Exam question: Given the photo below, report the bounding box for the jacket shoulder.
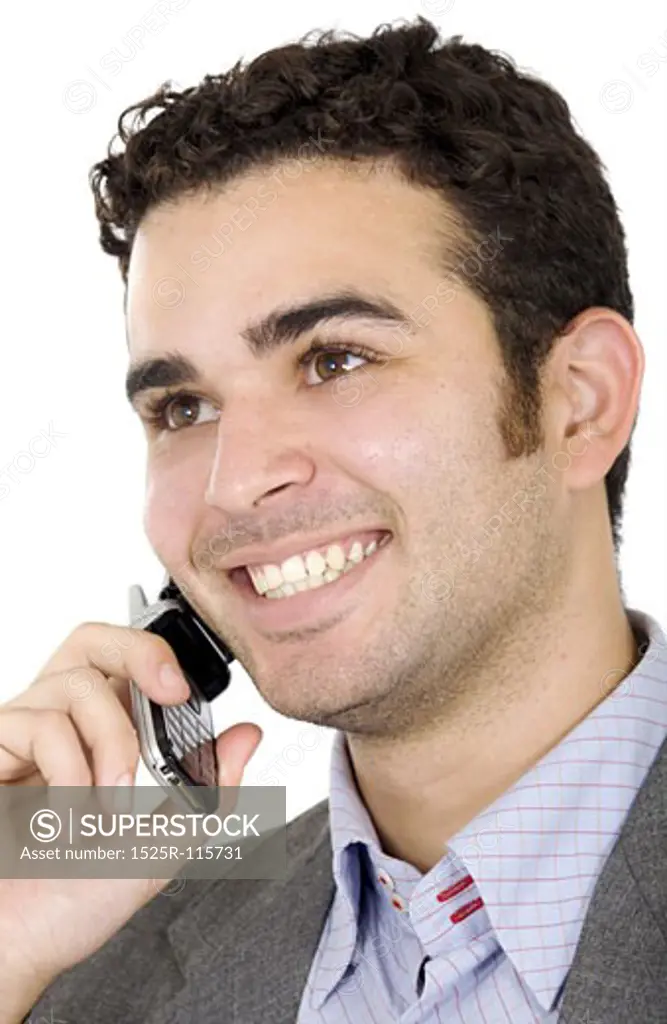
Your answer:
[25,796,331,1023]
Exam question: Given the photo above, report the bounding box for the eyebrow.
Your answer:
[125,289,411,408]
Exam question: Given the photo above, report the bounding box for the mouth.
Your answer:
[227,530,393,633]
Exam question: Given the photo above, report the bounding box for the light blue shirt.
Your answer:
[297,608,667,1022]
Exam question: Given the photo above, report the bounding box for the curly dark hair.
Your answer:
[89,15,636,554]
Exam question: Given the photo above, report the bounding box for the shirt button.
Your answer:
[390,893,407,912]
[377,869,395,891]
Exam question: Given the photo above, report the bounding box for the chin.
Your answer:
[263,683,384,732]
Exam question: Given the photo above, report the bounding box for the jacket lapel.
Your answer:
[558,732,667,1022]
[158,805,335,1024]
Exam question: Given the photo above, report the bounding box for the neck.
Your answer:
[344,570,640,875]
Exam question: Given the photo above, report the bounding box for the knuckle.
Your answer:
[33,665,103,697]
[60,665,106,702]
[70,620,105,641]
[40,707,71,732]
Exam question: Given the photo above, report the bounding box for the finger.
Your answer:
[65,683,140,788]
[35,622,191,706]
[16,669,140,787]
[144,723,263,880]
[215,722,263,787]
[0,707,92,785]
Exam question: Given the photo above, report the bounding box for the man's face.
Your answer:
[125,161,567,735]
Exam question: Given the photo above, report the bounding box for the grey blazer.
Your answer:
[27,732,667,1024]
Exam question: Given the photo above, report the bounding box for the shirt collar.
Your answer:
[304,727,383,1011]
[312,607,667,1013]
[446,607,667,1011]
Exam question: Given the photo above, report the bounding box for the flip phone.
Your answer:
[128,576,235,813]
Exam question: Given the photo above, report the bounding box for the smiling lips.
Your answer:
[242,530,392,600]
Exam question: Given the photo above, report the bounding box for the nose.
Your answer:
[203,398,316,514]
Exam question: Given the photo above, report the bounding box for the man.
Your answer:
[6,13,667,1024]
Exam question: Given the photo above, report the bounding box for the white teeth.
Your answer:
[245,533,391,597]
[263,564,283,589]
[325,544,346,571]
[261,562,347,599]
[305,551,327,577]
[280,554,308,583]
[348,541,364,564]
[247,566,270,594]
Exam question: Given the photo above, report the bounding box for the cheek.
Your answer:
[335,379,436,473]
[341,397,448,484]
[340,382,503,531]
[142,460,202,561]
[353,428,430,476]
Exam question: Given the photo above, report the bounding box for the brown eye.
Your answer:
[306,349,368,384]
[166,395,203,429]
[146,393,219,432]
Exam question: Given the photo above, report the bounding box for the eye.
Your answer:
[142,392,219,433]
[299,341,379,385]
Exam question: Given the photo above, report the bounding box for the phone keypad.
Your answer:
[164,697,216,785]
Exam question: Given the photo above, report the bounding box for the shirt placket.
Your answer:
[373,853,493,1020]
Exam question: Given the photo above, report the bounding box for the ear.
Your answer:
[544,306,644,493]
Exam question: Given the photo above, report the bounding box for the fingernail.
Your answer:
[116,771,134,786]
[159,664,187,692]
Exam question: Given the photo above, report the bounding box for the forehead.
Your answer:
[125,160,455,351]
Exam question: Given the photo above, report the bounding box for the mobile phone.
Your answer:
[128,575,235,814]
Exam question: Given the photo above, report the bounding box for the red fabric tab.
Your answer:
[450,896,484,924]
[436,874,474,903]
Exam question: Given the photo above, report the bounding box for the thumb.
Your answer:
[215,721,263,787]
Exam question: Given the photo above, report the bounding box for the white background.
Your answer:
[1,0,665,823]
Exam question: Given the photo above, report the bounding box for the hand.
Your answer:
[0,618,262,1017]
